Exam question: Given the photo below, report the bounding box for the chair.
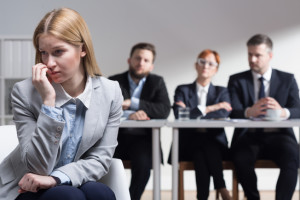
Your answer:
[238,160,278,199]
[254,160,278,168]
[99,159,131,200]
[122,160,131,169]
[178,160,280,200]
[178,161,239,200]
[0,125,130,200]
[0,125,18,162]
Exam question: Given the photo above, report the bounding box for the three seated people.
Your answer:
[116,34,300,200]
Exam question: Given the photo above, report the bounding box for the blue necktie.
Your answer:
[258,77,265,99]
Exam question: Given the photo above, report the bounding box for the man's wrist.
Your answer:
[51,176,61,186]
[245,107,251,118]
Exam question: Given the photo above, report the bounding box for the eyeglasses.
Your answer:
[197,58,218,68]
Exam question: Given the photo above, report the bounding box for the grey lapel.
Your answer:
[75,78,102,160]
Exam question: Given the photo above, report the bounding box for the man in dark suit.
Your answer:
[228,34,300,200]
[109,42,171,200]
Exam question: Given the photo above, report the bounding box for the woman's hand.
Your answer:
[32,63,56,107]
[175,101,186,108]
[206,102,232,113]
[18,173,57,193]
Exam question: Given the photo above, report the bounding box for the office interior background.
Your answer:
[1,0,300,191]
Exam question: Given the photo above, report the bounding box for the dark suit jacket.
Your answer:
[109,71,171,163]
[172,82,231,161]
[109,71,171,120]
[228,69,300,148]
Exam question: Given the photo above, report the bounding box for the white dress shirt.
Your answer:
[196,82,210,116]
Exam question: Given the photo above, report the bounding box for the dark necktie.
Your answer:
[258,77,265,99]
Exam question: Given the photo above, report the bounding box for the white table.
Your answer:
[167,119,300,200]
[120,119,166,200]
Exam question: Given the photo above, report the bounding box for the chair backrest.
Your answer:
[99,159,131,200]
[0,125,18,163]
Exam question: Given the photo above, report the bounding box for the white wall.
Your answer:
[1,0,300,191]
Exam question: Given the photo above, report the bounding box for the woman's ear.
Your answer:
[80,44,87,57]
[195,63,199,71]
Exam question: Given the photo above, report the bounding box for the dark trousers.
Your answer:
[231,131,299,200]
[114,128,152,200]
[178,131,228,200]
[194,139,227,200]
[16,182,116,200]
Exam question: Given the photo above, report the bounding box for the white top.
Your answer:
[196,82,210,116]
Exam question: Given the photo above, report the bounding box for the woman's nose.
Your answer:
[46,55,56,68]
[203,62,210,68]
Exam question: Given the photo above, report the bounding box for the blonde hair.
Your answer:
[33,8,101,76]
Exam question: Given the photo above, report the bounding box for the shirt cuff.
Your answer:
[197,105,206,116]
[123,110,135,119]
[130,97,139,110]
[244,107,250,118]
[283,108,290,119]
[51,170,71,185]
[41,104,64,122]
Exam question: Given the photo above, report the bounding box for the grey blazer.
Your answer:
[0,76,123,200]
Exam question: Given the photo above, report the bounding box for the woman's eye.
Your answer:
[40,51,47,55]
[54,50,63,55]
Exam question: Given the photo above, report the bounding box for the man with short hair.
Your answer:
[228,34,300,200]
[109,42,170,200]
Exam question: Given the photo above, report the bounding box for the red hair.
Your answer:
[197,49,220,66]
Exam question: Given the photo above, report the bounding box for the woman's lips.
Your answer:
[50,71,60,75]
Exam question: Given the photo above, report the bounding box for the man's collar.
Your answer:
[251,67,272,82]
[127,72,146,86]
[196,82,210,93]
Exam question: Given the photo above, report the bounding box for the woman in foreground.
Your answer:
[0,8,122,200]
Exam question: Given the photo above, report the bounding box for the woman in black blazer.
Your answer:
[172,49,232,200]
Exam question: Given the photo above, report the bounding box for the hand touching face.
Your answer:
[38,34,86,85]
[33,34,87,105]
[32,63,56,106]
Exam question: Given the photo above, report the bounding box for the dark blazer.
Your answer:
[109,71,171,120]
[172,82,231,161]
[228,69,300,148]
[109,71,171,163]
